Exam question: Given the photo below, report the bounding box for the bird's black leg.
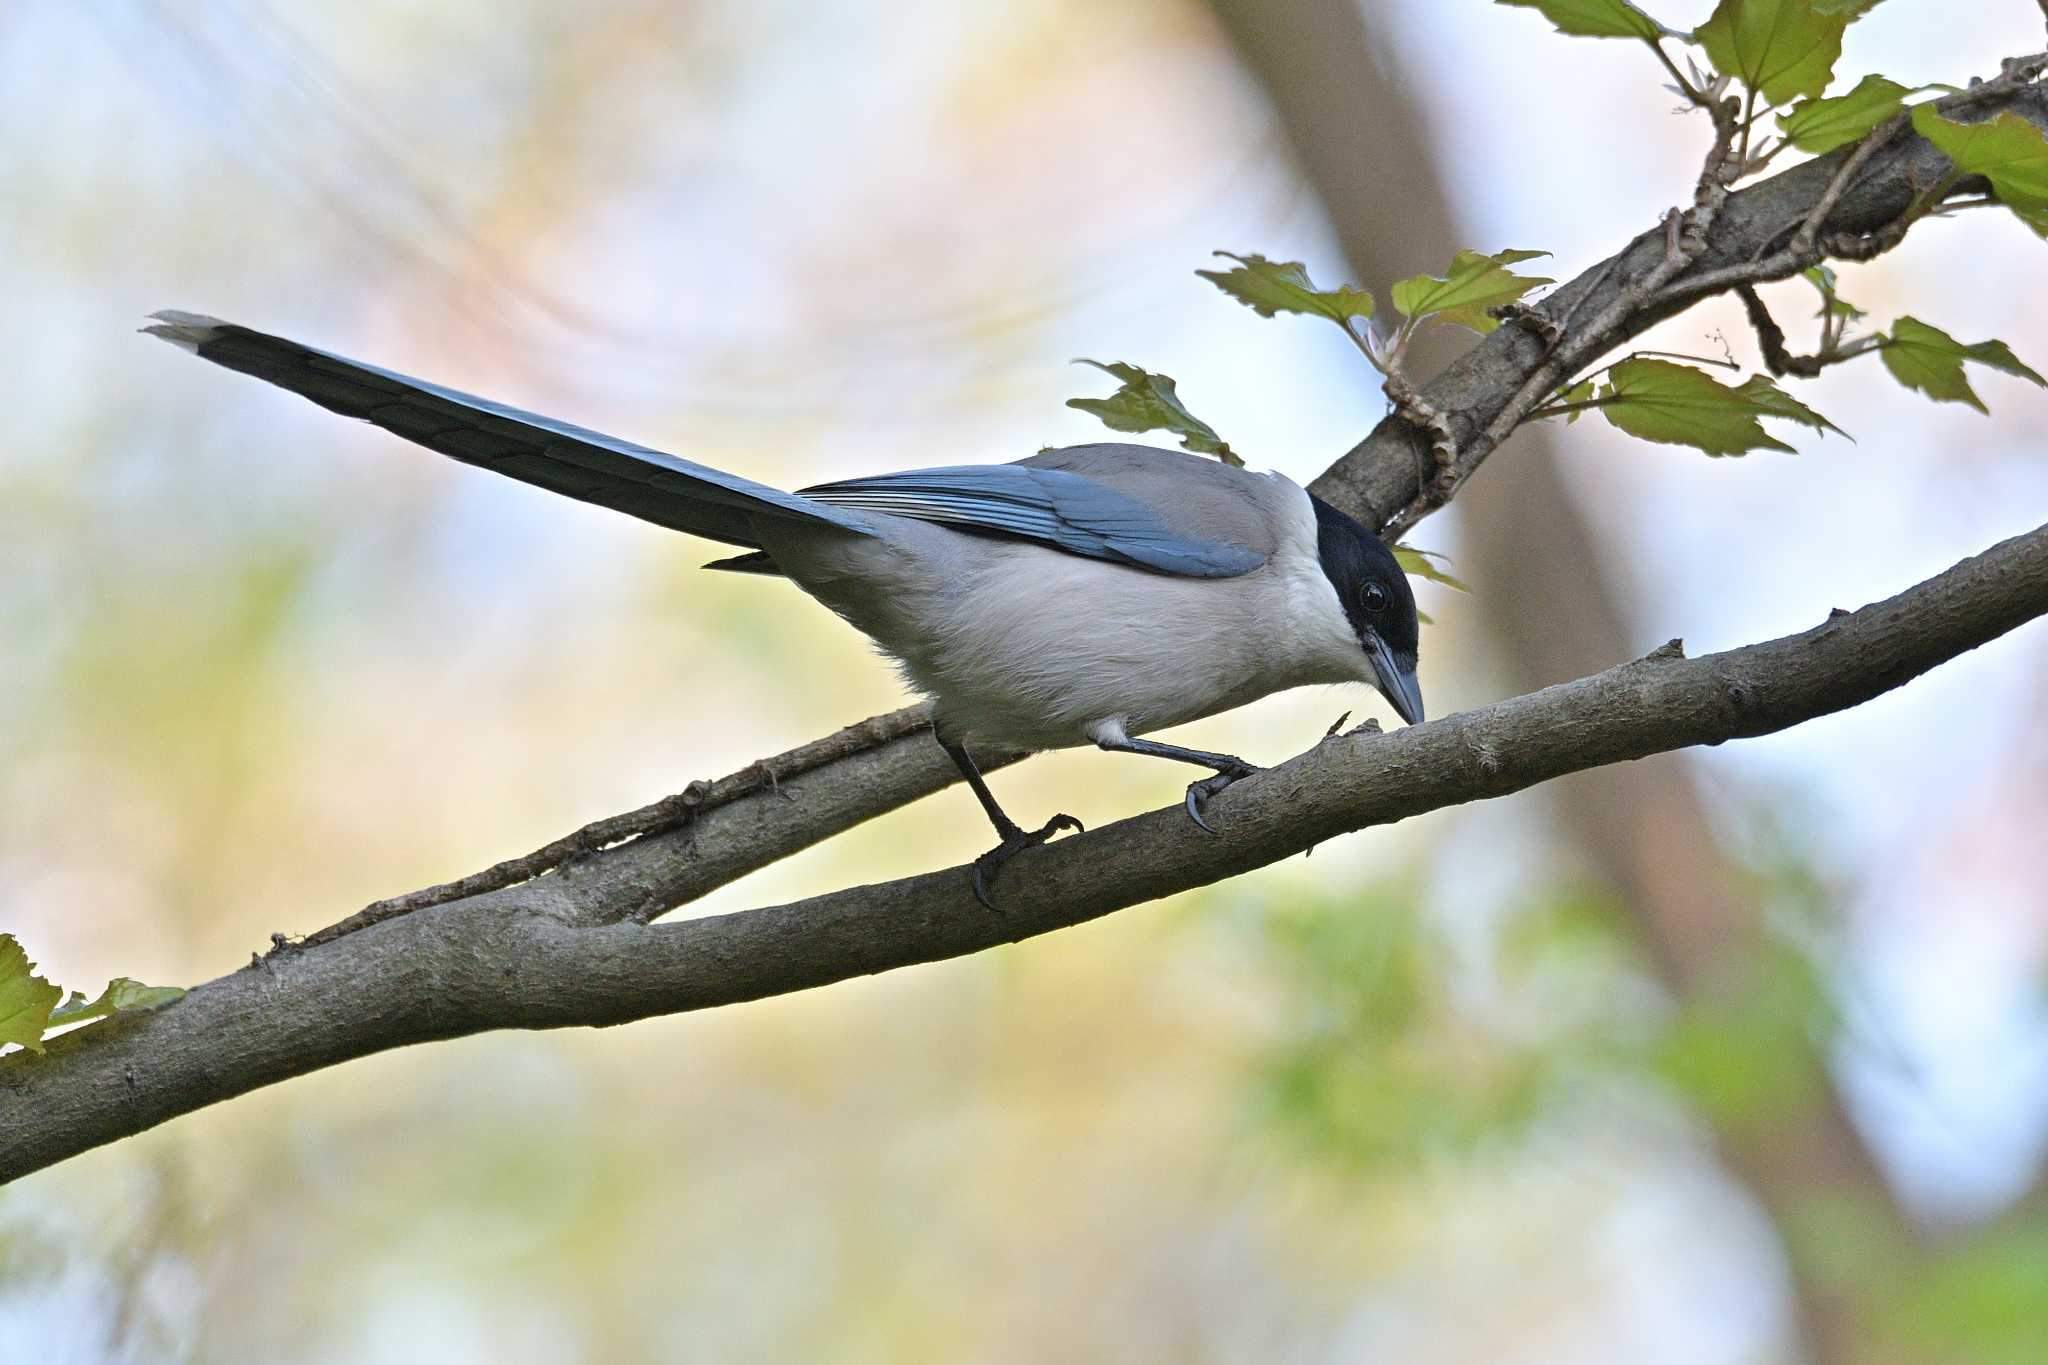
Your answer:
[938,737,1083,910]
[1093,736,1261,835]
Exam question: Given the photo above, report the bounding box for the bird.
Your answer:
[144,311,1424,906]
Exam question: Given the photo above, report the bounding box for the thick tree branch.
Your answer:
[301,67,2048,958]
[6,521,2048,1183]
[8,55,2048,1186]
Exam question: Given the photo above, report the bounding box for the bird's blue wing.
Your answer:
[144,311,875,549]
[799,464,1266,578]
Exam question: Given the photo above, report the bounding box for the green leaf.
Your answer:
[1735,375,1848,438]
[1393,545,1471,593]
[1777,74,1909,153]
[1493,0,1661,39]
[47,977,186,1028]
[1810,0,1888,15]
[1802,265,1864,320]
[1390,249,1553,334]
[1880,316,2047,414]
[1695,0,1850,106]
[1597,358,1797,456]
[0,934,62,1054]
[1196,253,1375,326]
[1066,360,1241,465]
[1911,105,2048,234]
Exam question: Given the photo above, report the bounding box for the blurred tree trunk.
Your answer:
[1202,2,1920,1360]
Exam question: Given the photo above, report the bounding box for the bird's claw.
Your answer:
[970,813,1085,910]
[1184,763,1260,835]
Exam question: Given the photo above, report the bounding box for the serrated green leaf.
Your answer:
[1911,106,2048,235]
[1493,0,1661,39]
[1597,358,1797,456]
[1880,317,2047,414]
[47,977,186,1028]
[1802,265,1865,320]
[1695,0,1850,106]
[1390,249,1553,334]
[0,934,62,1054]
[1778,74,1909,153]
[1735,375,1848,438]
[1393,545,1471,593]
[1065,360,1241,465]
[1196,253,1375,326]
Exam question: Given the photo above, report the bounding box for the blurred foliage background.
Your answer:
[3,1,2046,1361]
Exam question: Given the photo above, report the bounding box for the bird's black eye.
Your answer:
[1362,582,1389,613]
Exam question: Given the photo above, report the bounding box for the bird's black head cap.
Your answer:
[1310,494,1424,723]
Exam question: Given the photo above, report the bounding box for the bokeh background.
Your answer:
[4,1,2047,1360]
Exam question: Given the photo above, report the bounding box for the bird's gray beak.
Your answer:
[1366,633,1425,726]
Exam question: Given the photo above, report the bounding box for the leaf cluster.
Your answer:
[1061,1,2047,604]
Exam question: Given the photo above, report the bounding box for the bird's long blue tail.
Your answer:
[143,311,872,550]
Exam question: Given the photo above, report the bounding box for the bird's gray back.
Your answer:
[1015,443,1287,561]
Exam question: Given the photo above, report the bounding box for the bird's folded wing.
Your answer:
[797,465,1267,579]
[143,311,874,549]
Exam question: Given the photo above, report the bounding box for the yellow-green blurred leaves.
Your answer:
[1390,249,1553,335]
[1884,1218,2048,1365]
[1250,890,1547,1166]
[1654,945,1833,1129]
[1880,317,2046,414]
[1065,359,1240,464]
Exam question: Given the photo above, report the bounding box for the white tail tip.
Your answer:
[141,309,226,352]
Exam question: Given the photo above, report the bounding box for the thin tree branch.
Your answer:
[297,706,953,948]
[1736,282,1887,379]
[1315,75,2048,537]
[6,520,2047,1184]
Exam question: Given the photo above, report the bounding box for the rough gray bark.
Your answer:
[5,61,2047,1186]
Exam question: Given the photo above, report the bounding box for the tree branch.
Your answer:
[6,520,2048,1183]
[318,67,2048,958]
[8,57,2048,1186]
[1314,76,2048,535]
[296,705,959,947]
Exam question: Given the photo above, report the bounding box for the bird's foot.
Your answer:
[971,813,1085,910]
[1185,762,1261,835]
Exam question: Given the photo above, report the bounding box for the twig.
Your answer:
[1736,284,1884,379]
[297,706,935,949]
